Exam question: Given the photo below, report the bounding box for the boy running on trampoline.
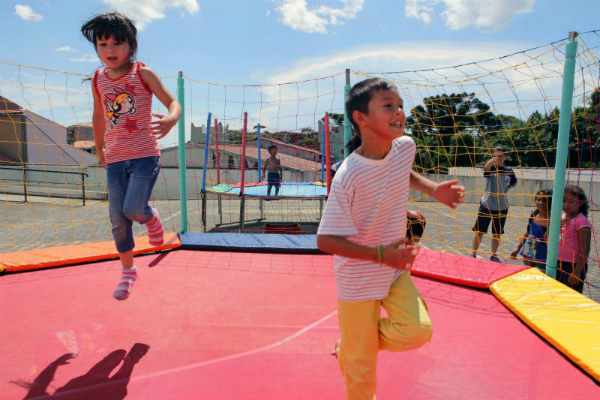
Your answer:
[262,144,283,196]
[82,12,181,300]
[317,78,465,400]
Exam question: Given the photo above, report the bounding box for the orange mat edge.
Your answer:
[0,232,181,273]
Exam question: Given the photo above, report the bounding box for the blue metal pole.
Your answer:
[320,122,326,182]
[201,113,212,192]
[546,32,579,279]
[257,124,262,182]
[177,72,188,233]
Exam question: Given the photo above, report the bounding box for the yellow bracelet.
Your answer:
[378,244,384,267]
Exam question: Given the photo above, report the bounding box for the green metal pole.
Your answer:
[343,69,351,159]
[177,71,188,234]
[546,32,578,279]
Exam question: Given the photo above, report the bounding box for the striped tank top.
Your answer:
[93,62,159,164]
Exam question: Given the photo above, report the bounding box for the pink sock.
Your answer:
[113,267,137,301]
[146,208,164,246]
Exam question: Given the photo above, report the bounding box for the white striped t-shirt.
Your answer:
[317,135,416,302]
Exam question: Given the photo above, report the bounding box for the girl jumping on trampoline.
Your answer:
[510,189,553,272]
[82,12,181,300]
[262,144,282,196]
[557,185,592,293]
[317,78,465,400]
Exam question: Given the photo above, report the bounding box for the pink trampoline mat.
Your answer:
[1,250,598,399]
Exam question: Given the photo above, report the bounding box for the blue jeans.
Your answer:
[107,156,160,253]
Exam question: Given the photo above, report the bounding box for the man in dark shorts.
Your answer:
[471,147,517,262]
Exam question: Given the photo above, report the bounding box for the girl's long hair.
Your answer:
[564,184,589,217]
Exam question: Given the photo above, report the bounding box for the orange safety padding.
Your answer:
[0,232,180,273]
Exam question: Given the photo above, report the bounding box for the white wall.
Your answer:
[1,164,598,207]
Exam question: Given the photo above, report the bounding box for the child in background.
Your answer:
[557,185,592,293]
[406,210,426,245]
[262,144,282,196]
[317,78,465,400]
[82,12,181,300]
[510,189,552,272]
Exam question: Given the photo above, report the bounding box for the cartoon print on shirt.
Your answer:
[105,87,136,128]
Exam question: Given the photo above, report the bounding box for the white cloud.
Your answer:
[69,54,100,62]
[260,41,514,85]
[245,39,571,131]
[55,46,77,53]
[14,4,43,21]
[405,0,536,32]
[274,0,364,34]
[102,0,200,30]
[405,0,435,25]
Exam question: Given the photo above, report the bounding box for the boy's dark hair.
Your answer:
[345,78,397,153]
[494,146,507,154]
[81,12,138,60]
[268,144,277,151]
[564,185,589,217]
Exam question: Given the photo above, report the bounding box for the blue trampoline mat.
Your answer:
[207,182,328,198]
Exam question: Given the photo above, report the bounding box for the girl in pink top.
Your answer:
[82,12,181,300]
[557,185,593,293]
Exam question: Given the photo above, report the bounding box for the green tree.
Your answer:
[298,127,319,150]
[319,113,344,127]
[407,93,497,171]
[570,87,599,168]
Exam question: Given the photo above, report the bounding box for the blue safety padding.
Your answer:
[179,232,325,254]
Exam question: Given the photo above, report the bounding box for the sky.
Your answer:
[0,0,598,142]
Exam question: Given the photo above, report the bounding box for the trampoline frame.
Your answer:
[197,111,332,233]
[200,187,327,233]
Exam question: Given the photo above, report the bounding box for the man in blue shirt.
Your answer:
[471,147,517,262]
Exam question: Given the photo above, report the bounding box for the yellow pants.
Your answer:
[337,271,432,400]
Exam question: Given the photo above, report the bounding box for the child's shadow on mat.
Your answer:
[148,252,169,268]
[14,343,150,400]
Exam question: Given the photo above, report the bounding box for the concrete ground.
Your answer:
[0,193,598,302]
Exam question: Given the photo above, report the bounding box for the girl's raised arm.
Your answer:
[141,66,182,139]
[92,85,107,169]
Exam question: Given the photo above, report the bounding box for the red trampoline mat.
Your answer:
[1,250,598,400]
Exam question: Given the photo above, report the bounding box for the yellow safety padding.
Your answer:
[0,232,180,273]
[491,268,600,381]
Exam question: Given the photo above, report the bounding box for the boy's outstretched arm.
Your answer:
[317,235,418,270]
[409,171,465,209]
